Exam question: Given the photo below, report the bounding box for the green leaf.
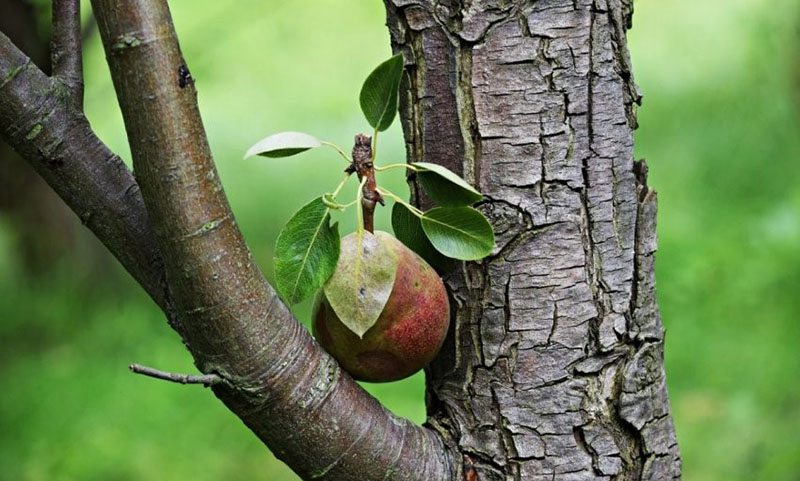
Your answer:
[323,231,398,338]
[274,197,340,305]
[244,131,322,159]
[391,202,457,273]
[421,207,494,260]
[413,162,483,207]
[359,54,404,132]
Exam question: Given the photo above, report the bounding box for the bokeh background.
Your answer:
[1,0,798,479]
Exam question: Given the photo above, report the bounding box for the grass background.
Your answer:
[1,0,799,479]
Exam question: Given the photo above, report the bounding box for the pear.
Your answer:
[313,231,450,382]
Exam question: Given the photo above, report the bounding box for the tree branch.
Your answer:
[83,1,454,479]
[129,363,222,387]
[51,0,84,106]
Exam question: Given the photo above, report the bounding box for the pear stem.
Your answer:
[350,133,383,233]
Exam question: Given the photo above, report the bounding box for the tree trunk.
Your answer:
[385,1,681,479]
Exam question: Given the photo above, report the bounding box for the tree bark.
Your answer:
[384,0,681,479]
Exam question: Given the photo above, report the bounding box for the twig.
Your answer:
[50,0,83,105]
[129,363,222,387]
[351,133,383,233]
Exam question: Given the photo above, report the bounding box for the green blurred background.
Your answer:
[0,0,798,479]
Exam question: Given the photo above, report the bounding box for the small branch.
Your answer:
[129,364,222,387]
[352,133,383,233]
[50,0,83,106]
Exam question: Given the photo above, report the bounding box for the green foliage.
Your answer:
[420,207,495,260]
[323,231,398,338]
[244,131,323,159]
[274,197,340,306]
[391,202,457,273]
[359,54,404,132]
[413,162,483,207]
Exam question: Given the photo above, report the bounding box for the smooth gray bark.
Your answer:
[385,0,681,479]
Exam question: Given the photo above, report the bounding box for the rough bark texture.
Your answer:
[384,1,681,479]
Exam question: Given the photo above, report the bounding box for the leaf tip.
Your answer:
[243,146,257,160]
